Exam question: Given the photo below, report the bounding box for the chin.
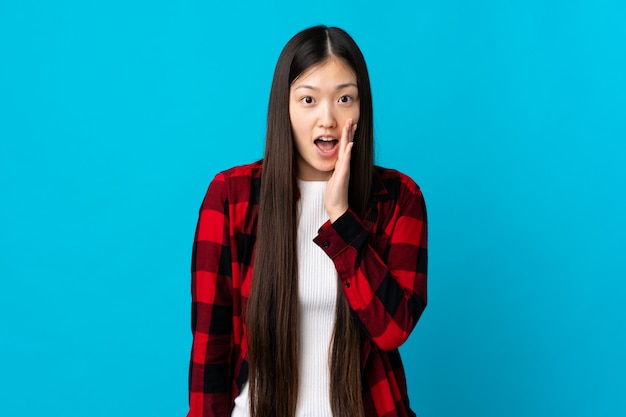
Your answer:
[317,166,336,176]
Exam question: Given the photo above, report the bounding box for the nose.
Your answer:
[318,102,337,128]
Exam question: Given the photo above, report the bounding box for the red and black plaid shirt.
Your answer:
[188,161,427,417]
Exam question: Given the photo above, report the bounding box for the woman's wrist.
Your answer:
[328,206,348,223]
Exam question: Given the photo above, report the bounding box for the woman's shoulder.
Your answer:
[216,160,263,181]
[204,161,262,205]
[373,165,423,197]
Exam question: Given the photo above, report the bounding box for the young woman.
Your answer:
[188,26,428,417]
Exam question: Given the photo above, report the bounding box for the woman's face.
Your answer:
[289,56,360,181]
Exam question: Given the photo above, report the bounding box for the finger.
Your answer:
[336,142,354,181]
[341,118,352,151]
[345,118,355,153]
[344,141,354,164]
[334,119,351,170]
[337,125,353,170]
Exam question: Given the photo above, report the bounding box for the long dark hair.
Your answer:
[247,25,374,417]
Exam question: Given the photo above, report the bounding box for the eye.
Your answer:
[338,95,353,104]
[300,96,315,105]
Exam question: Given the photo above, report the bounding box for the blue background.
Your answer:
[1,0,625,416]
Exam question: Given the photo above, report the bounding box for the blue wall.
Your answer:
[1,1,624,416]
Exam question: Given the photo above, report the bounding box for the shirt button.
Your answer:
[323,241,330,248]
[345,281,351,288]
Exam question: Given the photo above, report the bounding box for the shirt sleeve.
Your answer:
[313,177,427,351]
[188,173,234,417]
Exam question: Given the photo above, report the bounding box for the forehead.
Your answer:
[292,57,357,87]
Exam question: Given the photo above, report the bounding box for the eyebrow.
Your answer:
[293,82,358,91]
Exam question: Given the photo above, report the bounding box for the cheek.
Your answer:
[290,111,315,134]
[343,110,360,126]
[290,117,305,138]
[290,115,309,148]
[348,104,360,123]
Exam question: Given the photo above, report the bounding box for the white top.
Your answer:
[231,180,337,417]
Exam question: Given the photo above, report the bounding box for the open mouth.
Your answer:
[314,137,339,152]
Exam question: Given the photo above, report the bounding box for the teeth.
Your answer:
[317,137,336,142]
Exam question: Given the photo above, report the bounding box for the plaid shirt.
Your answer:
[188,161,427,417]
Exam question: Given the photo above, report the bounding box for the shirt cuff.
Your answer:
[313,209,368,258]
